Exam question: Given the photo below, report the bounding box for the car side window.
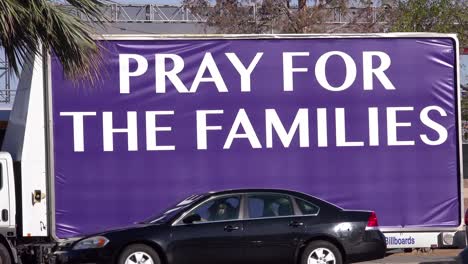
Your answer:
[247,194,294,219]
[295,198,320,215]
[189,195,241,223]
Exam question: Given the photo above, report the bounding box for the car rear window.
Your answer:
[295,198,320,215]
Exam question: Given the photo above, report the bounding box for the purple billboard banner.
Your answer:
[51,37,459,239]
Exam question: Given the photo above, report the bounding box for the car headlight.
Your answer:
[73,236,109,250]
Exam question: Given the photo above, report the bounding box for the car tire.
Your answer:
[301,240,343,264]
[0,243,12,264]
[118,244,161,264]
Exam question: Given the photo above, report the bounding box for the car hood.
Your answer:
[74,222,164,242]
[103,222,163,235]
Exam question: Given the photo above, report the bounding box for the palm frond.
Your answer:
[0,0,106,82]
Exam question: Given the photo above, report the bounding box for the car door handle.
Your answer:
[289,221,304,227]
[224,225,240,232]
[1,209,8,222]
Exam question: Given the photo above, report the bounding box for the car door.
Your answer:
[241,193,304,264]
[0,161,11,229]
[169,194,245,264]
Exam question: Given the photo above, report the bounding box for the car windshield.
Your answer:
[141,193,207,224]
[142,206,186,224]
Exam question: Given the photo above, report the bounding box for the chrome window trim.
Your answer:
[244,192,320,219]
[174,211,319,227]
[172,192,321,226]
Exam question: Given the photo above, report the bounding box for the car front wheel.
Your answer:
[118,244,161,264]
[301,240,343,264]
[0,243,12,264]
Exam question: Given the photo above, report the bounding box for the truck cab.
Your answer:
[0,152,15,236]
[0,152,16,262]
[0,51,49,264]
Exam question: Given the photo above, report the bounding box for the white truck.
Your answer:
[0,33,465,264]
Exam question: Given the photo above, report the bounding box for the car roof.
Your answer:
[207,188,307,196]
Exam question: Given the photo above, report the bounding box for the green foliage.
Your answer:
[0,0,105,81]
[383,0,468,120]
[389,0,467,46]
[184,0,376,34]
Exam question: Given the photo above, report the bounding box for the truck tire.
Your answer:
[301,240,343,264]
[0,243,12,264]
[118,244,160,264]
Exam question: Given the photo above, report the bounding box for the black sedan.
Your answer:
[55,189,386,264]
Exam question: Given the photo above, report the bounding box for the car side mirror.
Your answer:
[183,214,201,224]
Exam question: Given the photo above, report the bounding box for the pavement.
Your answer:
[357,249,462,264]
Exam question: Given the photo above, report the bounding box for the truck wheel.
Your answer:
[301,240,343,264]
[0,243,12,264]
[118,244,160,264]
